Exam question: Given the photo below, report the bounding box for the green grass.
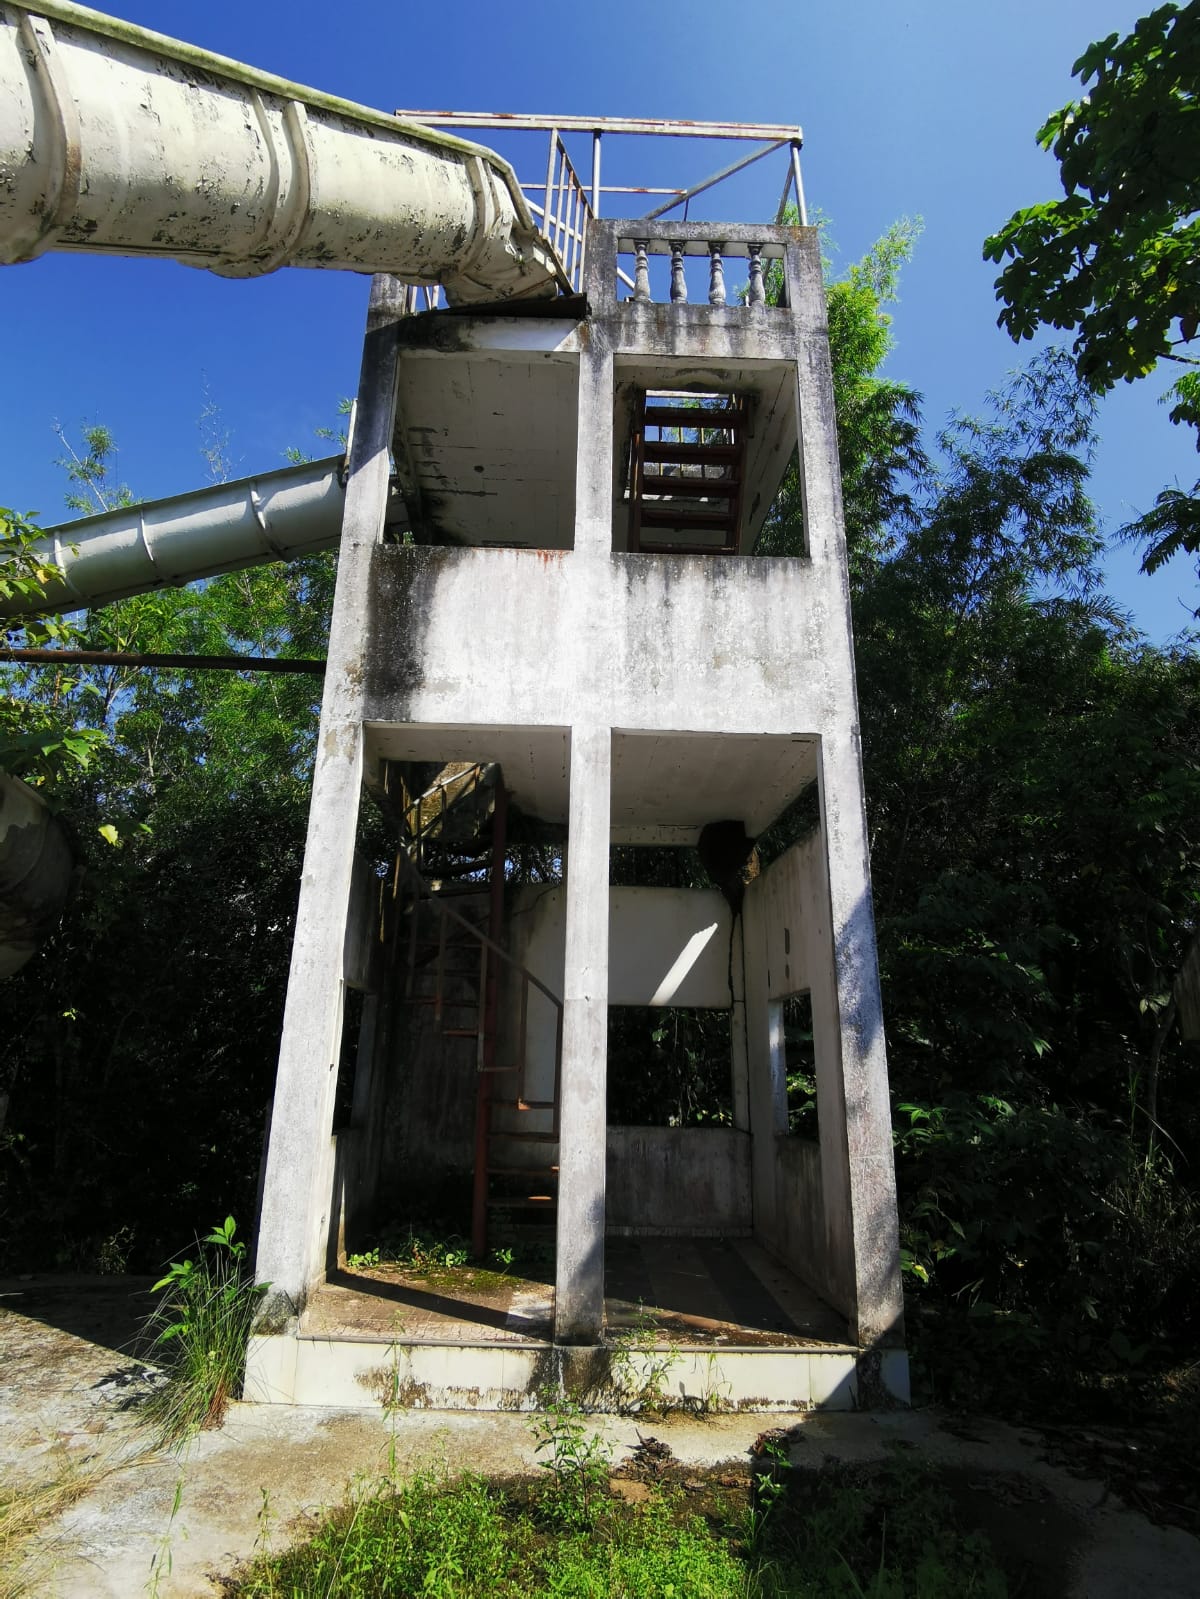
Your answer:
[139,1216,267,1446]
[229,1451,1009,1599]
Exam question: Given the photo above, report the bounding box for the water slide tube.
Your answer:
[1,456,352,619]
[0,0,562,969]
[0,0,559,301]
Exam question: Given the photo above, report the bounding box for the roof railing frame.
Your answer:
[394,111,808,228]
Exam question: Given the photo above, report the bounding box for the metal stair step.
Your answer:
[639,504,736,529]
[639,473,739,497]
[643,405,746,429]
[642,440,740,464]
[637,541,737,555]
[487,1166,559,1179]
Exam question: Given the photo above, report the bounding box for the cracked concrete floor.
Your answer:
[3,1274,1199,1598]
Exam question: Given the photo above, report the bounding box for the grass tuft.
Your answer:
[140,1216,267,1446]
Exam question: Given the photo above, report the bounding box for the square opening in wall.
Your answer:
[392,347,579,550]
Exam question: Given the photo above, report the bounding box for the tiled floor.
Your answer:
[302,1236,850,1348]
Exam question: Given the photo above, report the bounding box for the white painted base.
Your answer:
[244,1334,909,1413]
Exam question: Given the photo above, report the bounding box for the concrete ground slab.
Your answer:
[4,1276,1200,1598]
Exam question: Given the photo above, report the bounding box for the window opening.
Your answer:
[782,991,816,1137]
[608,1005,733,1127]
[332,985,366,1132]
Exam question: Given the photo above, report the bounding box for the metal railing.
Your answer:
[393,113,808,309]
[527,130,590,293]
[403,760,490,863]
[391,849,563,1132]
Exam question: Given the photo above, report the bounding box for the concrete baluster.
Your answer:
[669,241,687,303]
[748,244,766,307]
[633,240,651,304]
[708,241,726,306]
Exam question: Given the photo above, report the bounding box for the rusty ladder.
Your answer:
[392,769,563,1258]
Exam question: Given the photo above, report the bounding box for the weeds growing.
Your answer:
[529,1400,612,1527]
[346,1225,535,1280]
[140,1216,267,1446]
[227,1437,1011,1598]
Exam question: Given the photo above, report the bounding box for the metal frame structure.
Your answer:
[396,112,808,227]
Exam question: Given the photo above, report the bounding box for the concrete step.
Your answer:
[246,1333,896,1412]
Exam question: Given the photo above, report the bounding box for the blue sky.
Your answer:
[4,0,1196,639]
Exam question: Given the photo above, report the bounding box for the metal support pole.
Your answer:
[471,776,508,1260]
[591,129,602,216]
[543,129,558,247]
[791,140,808,226]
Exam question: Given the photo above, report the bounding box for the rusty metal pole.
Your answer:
[471,775,508,1260]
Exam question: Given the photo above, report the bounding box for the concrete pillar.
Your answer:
[784,229,904,1346]
[814,738,904,1346]
[254,276,403,1315]
[554,723,611,1343]
[573,337,614,556]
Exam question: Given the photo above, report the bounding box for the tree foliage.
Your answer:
[0,444,338,1267]
[984,3,1199,390]
[758,241,1200,1394]
[984,1,1200,599]
[756,219,925,569]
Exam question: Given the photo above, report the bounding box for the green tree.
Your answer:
[1,506,107,780]
[54,422,137,515]
[756,219,926,570]
[1,425,340,1271]
[983,2,1200,599]
[849,351,1200,1372]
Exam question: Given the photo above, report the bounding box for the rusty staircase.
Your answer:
[628,391,750,554]
[392,762,562,1259]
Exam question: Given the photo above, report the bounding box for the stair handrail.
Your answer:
[391,848,563,1016]
[402,761,493,853]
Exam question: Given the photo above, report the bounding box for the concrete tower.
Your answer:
[247,140,907,1411]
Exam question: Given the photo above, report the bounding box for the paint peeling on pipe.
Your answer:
[0,0,560,302]
[0,455,359,617]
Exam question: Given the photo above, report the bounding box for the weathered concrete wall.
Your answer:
[365,548,846,741]
[506,884,732,1008]
[606,1127,751,1234]
[772,1136,826,1286]
[743,822,903,1346]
